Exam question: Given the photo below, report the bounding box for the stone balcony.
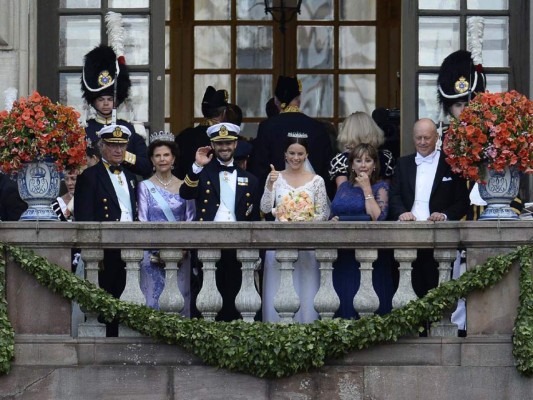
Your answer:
[1,221,533,399]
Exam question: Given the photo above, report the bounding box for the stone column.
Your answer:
[235,249,261,322]
[159,249,184,314]
[196,249,222,321]
[274,249,300,323]
[353,249,379,317]
[78,248,106,337]
[119,249,144,337]
[430,248,458,337]
[314,249,339,320]
[392,249,418,309]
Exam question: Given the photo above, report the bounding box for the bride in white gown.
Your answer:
[260,133,330,323]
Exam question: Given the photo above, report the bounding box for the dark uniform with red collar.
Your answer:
[74,124,137,336]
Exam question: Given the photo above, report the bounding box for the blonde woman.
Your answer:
[329,111,395,189]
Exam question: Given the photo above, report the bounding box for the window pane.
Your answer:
[165,0,170,21]
[59,16,100,67]
[195,26,231,68]
[300,0,333,21]
[130,73,150,122]
[339,74,375,117]
[419,0,459,10]
[60,0,101,7]
[240,122,259,139]
[299,74,333,118]
[486,74,508,92]
[339,26,376,69]
[194,75,231,118]
[195,0,231,20]
[236,74,272,118]
[165,74,170,118]
[419,17,460,67]
[237,0,269,20]
[237,26,272,69]
[340,0,376,21]
[123,16,150,65]
[165,25,170,69]
[418,73,440,123]
[297,26,333,69]
[467,0,508,10]
[59,73,84,114]
[476,17,508,68]
[108,0,149,7]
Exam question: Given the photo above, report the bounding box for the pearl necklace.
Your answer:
[154,173,173,189]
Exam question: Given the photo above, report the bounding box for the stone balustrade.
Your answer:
[2,220,532,338]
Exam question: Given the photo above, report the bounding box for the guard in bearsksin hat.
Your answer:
[174,86,230,180]
[249,75,333,192]
[80,13,151,179]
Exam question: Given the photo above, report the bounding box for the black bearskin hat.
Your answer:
[202,87,229,118]
[201,86,217,117]
[81,45,131,106]
[275,76,301,109]
[437,50,486,112]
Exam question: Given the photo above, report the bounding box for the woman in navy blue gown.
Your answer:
[330,144,393,318]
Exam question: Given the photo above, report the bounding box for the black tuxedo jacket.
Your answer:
[389,152,469,221]
[0,174,27,221]
[180,160,260,222]
[249,111,333,188]
[74,161,137,222]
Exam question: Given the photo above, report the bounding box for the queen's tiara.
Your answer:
[150,131,175,144]
[287,132,308,139]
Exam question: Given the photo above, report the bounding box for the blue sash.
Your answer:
[143,180,176,222]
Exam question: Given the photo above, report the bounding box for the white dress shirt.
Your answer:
[412,150,440,220]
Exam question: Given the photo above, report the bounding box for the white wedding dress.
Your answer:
[260,173,330,323]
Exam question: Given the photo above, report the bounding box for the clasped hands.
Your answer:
[398,211,447,221]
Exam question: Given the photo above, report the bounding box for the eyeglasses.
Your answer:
[104,142,128,150]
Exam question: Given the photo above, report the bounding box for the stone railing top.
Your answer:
[1,221,532,249]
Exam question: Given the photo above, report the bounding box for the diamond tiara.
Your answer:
[149,131,175,143]
[287,132,308,139]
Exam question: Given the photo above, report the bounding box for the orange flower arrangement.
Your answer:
[0,91,86,174]
[274,191,316,222]
[443,90,533,182]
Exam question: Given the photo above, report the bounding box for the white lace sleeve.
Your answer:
[260,183,275,214]
[312,176,330,221]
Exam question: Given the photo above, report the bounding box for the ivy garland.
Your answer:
[0,243,532,378]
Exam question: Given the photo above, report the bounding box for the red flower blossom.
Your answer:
[0,91,86,174]
[443,91,533,182]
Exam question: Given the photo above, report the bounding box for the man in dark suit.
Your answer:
[389,118,469,297]
[249,76,333,190]
[0,173,27,221]
[74,124,137,336]
[175,87,229,180]
[180,122,260,321]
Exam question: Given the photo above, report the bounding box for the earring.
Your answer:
[171,165,175,170]
[351,169,356,173]
[152,166,156,172]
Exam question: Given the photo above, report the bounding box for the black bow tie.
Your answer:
[219,164,236,173]
[109,165,123,174]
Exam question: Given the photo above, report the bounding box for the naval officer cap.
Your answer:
[97,124,132,144]
[207,123,240,142]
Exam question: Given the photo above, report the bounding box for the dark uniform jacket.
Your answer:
[389,152,469,221]
[175,124,210,180]
[74,161,137,222]
[0,174,28,221]
[179,160,260,222]
[85,118,151,179]
[249,111,333,188]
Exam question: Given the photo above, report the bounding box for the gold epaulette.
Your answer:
[184,175,199,187]
[124,151,136,165]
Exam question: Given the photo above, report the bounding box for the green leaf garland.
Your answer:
[0,243,532,378]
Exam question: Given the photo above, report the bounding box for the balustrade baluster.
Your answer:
[314,249,339,320]
[273,249,300,323]
[235,249,262,322]
[353,249,379,317]
[159,249,184,314]
[119,249,145,337]
[431,249,458,337]
[196,249,222,321]
[392,249,418,309]
[77,248,106,337]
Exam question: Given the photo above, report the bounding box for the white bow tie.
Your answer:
[415,151,437,166]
